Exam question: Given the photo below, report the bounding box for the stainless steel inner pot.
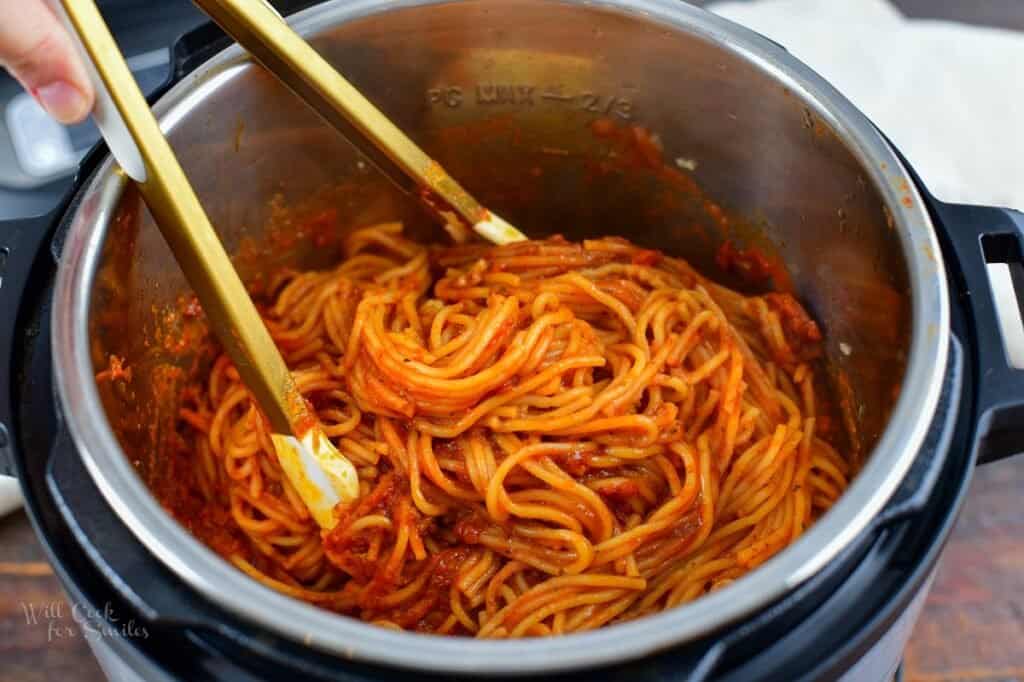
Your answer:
[51,0,949,674]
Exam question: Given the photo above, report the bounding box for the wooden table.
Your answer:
[904,457,1024,681]
[2,1,1023,680]
[0,513,104,680]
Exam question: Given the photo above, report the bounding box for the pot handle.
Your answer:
[932,200,1024,464]
[0,210,62,476]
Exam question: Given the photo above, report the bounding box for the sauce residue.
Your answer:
[95,355,132,383]
[716,240,792,291]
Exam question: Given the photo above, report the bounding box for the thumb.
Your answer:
[0,0,95,124]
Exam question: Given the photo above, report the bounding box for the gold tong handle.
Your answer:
[57,0,299,436]
[57,0,360,527]
[56,0,300,436]
[193,0,526,245]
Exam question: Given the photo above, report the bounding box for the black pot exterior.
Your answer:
[0,159,980,679]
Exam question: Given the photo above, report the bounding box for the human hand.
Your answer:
[0,0,94,124]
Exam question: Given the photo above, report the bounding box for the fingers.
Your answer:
[0,0,94,124]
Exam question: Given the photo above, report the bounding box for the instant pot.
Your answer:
[2,1,1023,680]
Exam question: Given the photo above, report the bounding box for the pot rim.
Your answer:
[52,0,950,674]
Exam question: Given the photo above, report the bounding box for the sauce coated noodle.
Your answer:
[165,223,849,637]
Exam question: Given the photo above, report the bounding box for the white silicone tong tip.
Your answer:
[47,0,147,183]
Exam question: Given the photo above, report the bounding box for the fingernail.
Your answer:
[34,81,90,124]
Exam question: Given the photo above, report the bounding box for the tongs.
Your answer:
[53,0,359,528]
[53,0,528,529]
[195,0,527,246]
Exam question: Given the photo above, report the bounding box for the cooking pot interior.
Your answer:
[88,0,909,509]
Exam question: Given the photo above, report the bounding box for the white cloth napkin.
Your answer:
[0,476,21,517]
[707,0,1024,211]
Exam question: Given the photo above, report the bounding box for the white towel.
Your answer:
[708,0,1024,210]
[0,476,21,517]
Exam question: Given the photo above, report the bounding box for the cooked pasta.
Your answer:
[167,223,849,637]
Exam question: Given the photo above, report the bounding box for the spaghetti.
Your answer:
[168,223,849,637]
